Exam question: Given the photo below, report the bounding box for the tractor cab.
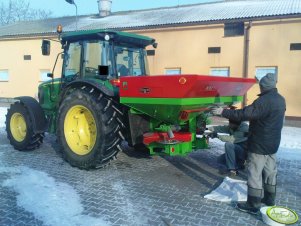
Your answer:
[44,29,155,81]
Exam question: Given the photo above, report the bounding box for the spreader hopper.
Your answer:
[120,75,255,124]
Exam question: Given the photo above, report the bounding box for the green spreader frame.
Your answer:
[123,96,243,156]
[121,96,243,124]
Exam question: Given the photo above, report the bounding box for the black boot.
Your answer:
[261,191,276,206]
[237,195,261,215]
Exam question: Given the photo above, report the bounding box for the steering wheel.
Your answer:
[85,67,98,75]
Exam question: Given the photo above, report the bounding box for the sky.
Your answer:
[6,0,219,17]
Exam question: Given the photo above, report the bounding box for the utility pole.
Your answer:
[65,0,78,30]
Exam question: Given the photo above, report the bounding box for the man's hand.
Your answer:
[208,131,218,139]
[211,106,224,116]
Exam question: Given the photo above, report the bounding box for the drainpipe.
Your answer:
[242,21,252,107]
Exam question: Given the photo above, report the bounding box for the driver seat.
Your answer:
[117,64,129,76]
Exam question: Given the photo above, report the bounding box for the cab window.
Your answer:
[115,46,146,77]
[64,42,81,77]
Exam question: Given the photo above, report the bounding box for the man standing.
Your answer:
[211,73,286,214]
[208,119,249,177]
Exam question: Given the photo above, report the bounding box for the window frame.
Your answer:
[255,66,278,81]
[0,69,9,82]
[290,43,301,51]
[165,68,181,75]
[208,47,221,54]
[210,67,230,77]
[224,22,245,37]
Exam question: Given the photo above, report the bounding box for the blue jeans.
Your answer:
[218,142,247,170]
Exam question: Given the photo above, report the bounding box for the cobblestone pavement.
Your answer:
[0,131,300,226]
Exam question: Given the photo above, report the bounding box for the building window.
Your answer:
[0,70,9,81]
[147,50,155,56]
[255,67,278,81]
[210,67,230,77]
[40,70,51,82]
[208,47,221,54]
[290,43,301,51]
[224,22,244,37]
[24,55,31,60]
[165,68,181,75]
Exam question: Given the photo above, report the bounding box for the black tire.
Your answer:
[57,87,124,169]
[6,102,44,151]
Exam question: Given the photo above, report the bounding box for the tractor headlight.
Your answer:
[104,34,110,41]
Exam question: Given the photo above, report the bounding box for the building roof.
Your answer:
[0,0,300,38]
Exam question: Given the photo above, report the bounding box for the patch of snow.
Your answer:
[280,127,301,149]
[0,107,7,128]
[0,164,109,226]
[277,127,301,160]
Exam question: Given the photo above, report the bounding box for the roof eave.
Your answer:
[1,14,301,40]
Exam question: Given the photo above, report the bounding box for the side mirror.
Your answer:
[42,40,50,56]
[152,42,158,49]
[47,73,53,78]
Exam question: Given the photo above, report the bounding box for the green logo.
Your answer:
[122,81,128,90]
[267,206,298,225]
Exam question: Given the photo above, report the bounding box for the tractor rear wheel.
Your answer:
[6,102,44,151]
[57,87,123,169]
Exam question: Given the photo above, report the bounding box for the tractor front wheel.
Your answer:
[57,88,123,169]
[6,102,44,151]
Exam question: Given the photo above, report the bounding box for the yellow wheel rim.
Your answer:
[10,113,27,142]
[64,105,97,155]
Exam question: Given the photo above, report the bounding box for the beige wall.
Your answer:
[247,20,301,116]
[0,18,300,117]
[141,25,244,77]
[0,38,62,97]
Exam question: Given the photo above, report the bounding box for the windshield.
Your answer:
[114,46,147,77]
[63,40,114,79]
[83,40,114,78]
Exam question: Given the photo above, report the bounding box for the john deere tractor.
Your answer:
[6,29,255,169]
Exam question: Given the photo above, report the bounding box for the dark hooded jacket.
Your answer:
[221,74,286,155]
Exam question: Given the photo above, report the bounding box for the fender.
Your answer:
[63,79,115,97]
[59,80,115,105]
[15,96,47,133]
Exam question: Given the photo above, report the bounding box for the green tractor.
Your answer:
[5,29,255,169]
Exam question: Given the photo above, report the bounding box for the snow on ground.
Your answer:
[277,126,301,160]
[0,106,301,226]
[0,165,109,226]
[0,107,6,128]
